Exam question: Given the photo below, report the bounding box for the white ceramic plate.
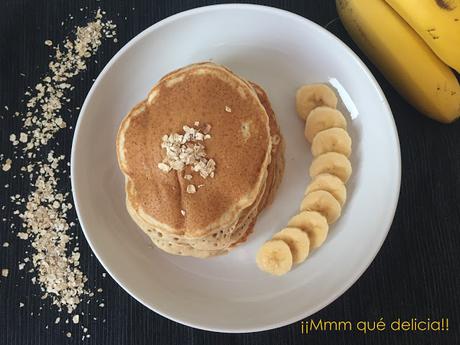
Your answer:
[71,4,401,333]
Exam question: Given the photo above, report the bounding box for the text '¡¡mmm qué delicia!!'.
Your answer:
[300,318,449,334]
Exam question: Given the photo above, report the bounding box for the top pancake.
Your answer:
[117,63,272,237]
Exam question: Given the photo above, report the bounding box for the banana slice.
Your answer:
[273,227,310,264]
[305,106,347,143]
[256,239,293,276]
[296,84,338,121]
[300,190,342,224]
[305,173,347,206]
[287,211,329,249]
[311,128,352,157]
[309,152,352,183]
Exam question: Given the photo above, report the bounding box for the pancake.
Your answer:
[117,62,272,238]
[124,81,284,257]
[117,62,285,258]
[250,82,285,211]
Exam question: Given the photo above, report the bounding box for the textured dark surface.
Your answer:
[0,0,459,344]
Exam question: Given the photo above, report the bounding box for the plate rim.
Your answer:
[70,3,402,333]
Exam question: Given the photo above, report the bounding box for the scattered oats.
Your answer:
[55,117,66,129]
[2,12,117,320]
[197,184,204,189]
[180,209,186,216]
[194,121,200,126]
[20,167,90,310]
[2,158,12,172]
[102,273,106,278]
[18,263,25,270]
[19,133,28,143]
[97,288,103,292]
[66,332,72,338]
[55,317,61,324]
[225,106,232,113]
[2,242,9,247]
[183,174,192,180]
[19,302,24,307]
[83,327,88,333]
[72,314,79,324]
[11,13,117,151]
[1,269,8,277]
[98,303,104,308]
[186,184,196,194]
[4,105,9,110]
[17,232,28,240]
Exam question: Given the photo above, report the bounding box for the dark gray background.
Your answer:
[0,1,459,344]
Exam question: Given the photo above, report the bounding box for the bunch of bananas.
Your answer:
[337,0,460,123]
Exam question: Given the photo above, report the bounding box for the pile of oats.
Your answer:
[20,9,117,154]
[1,158,12,172]
[19,153,84,313]
[158,123,216,194]
[1,9,116,319]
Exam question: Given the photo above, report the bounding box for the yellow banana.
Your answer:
[385,0,460,73]
[336,0,460,123]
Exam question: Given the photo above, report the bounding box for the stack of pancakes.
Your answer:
[116,62,284,258]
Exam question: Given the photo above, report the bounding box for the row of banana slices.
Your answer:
[256,84,353,276]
